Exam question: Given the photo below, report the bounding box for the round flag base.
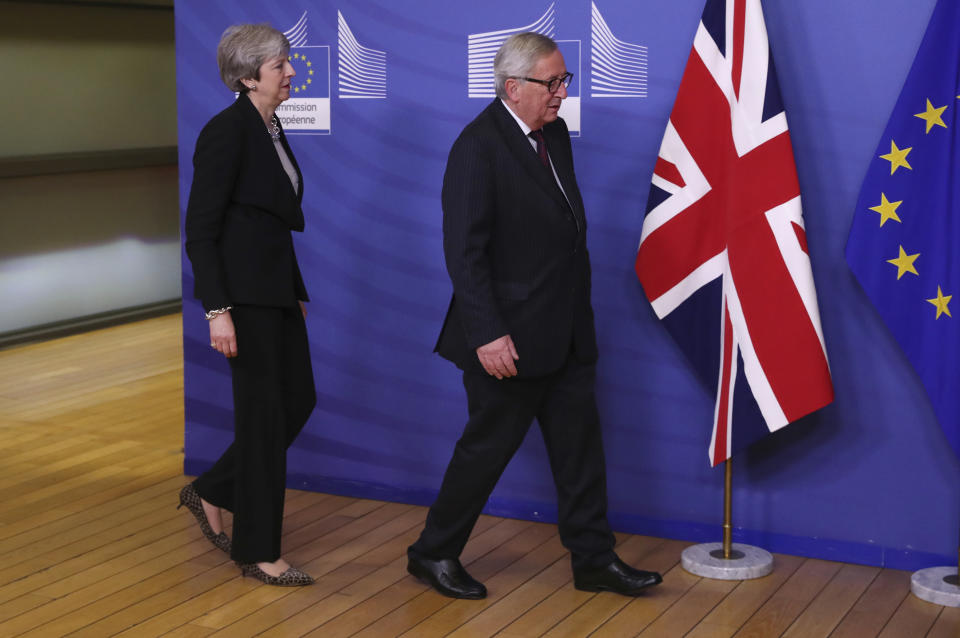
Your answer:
[912,567,960,607]
[681,542,773,580]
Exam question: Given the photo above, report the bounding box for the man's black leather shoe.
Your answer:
[573,557,663,596]
[407,552,487,599]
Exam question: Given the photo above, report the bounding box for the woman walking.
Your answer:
[179,23,316,587]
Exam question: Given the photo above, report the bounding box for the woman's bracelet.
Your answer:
[204,306,233,321]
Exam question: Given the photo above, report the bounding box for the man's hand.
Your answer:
[209,312,238,358]
[476,335,519,379]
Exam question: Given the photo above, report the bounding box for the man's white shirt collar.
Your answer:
[498,100,572,210]
[501,99,534,139]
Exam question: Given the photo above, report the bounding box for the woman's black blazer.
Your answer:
[184,93,308,313]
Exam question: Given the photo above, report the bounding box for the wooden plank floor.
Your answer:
[0,314,954,637]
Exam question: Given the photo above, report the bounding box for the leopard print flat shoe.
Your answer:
[177,483,231,554]
[237,562,314,587]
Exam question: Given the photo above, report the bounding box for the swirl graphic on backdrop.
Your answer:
[284,10,308,47]
[467,3,557,98]
[338,11,387,99]
[590,1,647,98]
[276,11,331,135]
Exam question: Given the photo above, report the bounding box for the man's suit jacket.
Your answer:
[435,99,598,378]
[185,93,308,312]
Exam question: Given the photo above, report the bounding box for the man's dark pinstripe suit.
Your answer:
[410,98,618,571]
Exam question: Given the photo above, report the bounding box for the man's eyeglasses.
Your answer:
[514,72,574,94]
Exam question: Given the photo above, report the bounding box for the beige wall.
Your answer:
[0,1,180,335]
[2,2,176,157]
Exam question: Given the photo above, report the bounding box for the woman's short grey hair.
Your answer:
[217,24,290,92]
[493,32,558,99]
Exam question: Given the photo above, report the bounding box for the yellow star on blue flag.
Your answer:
[846,0,960,458]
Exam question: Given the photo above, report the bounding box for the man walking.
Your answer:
[407,32,663,600]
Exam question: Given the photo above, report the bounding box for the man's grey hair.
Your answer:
[217,24,290,92]
[493,32,558,100]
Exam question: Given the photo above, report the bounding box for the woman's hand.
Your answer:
[209,312,238,358]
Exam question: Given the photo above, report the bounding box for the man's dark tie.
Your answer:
[530,129,549,168]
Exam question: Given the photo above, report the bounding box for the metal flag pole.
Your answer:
[680,458,772,580]
[708,460,743,562]
[722,459,733,559]
[955,542,960,587]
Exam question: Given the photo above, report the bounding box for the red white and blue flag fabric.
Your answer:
[635,0,834,466]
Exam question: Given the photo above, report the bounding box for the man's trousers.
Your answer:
[410,353,617,570]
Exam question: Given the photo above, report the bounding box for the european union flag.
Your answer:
[846,0,960,459]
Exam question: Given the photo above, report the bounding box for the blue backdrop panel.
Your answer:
[176,0,959,570]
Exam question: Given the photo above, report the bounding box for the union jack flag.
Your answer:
[635,0,834,466]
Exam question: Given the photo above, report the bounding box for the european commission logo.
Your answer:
[338,11,387,99]
[465,3,647,136]
[590,2,647,98]
[278,12,331,135]
[467,4,582,136]
[467,4,556,98]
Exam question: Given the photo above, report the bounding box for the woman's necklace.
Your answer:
[268,115,280,141]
